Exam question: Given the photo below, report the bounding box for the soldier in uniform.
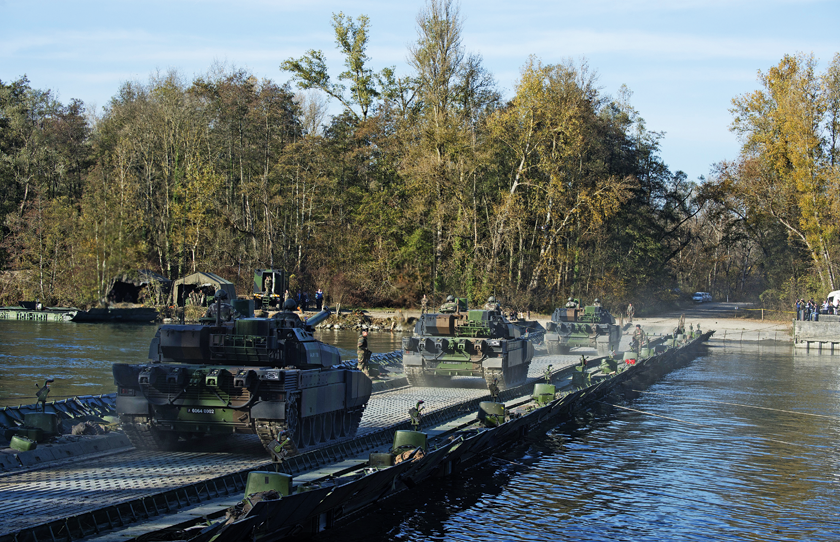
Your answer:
[593,298,601,307]
[627,303,634,324]
[357,330,371,376]
[483,296,499,311]
[421,294,428,315]
[632,324,647,353]
[264,275,273,295]
[440,295,458,313]
[565,297,577,308]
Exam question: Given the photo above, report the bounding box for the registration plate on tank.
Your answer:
[187,408,215,414]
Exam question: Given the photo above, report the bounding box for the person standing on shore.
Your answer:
[315,288,323,311]
[421,294,428,315]
[627,303,634,324]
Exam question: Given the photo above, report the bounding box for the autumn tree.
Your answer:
[731,52,840,291]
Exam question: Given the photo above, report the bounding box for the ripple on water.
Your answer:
[316,343,840,542]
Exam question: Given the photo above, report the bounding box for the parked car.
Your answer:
[692,292,705,303]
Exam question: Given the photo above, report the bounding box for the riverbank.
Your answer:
[337,303,792,342]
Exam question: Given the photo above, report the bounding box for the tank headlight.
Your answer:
[488,340,501,346]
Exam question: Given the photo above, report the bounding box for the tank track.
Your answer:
[484,362,528,391]
[546,342,571,355]
[120,415,180,451]
[405,366,445,387]
[254,396,299,451]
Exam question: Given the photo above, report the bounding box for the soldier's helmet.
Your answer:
[283,298,297,311]
[487,296,496,303]
[594,298,600,303]
[215,289,229,301]
[568,297,573,302]
[446,295,455,302]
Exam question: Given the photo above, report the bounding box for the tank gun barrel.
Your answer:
[306,309,332,328]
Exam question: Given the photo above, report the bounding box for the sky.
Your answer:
[1,0,838,181]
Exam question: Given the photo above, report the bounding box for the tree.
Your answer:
[731,53,840,290]
[281,12,389,121]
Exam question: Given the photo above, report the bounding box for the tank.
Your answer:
[402,300,535,390]
[544,304,621,356]
[112,299,371,454]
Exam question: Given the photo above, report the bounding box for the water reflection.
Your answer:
[317,342,840,542]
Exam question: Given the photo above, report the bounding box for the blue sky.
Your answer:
[2,0,838,180]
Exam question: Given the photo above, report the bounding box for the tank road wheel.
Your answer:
[299,417,314,447]
[339,411,353,437]
[312,414,324,444]
[347,408,364,439]
[323,412,336,441]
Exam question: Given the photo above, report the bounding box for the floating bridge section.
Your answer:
[0,352,577,542]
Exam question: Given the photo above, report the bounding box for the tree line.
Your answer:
[1,1,837,314]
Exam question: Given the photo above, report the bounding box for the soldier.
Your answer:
[264,275,273,295]
[440,295,458,313]
[593,298,601,307]
[627,302,634,324]
[483,296,499,311]
[357,330,371,376]
[565,297,577,308]
[632,324,647,353]
[421,294,428,315]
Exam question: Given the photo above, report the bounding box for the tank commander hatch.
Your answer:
[203,289,236,322]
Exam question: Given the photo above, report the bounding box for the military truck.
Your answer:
[544,303,621,356]
[253,269,288,310]
[402,298,534,390]
[113,296,371,453]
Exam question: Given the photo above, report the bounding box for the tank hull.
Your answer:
[544,305,621,356]
[402,309,535,390]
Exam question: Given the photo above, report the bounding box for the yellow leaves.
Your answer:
[730,52,840,288]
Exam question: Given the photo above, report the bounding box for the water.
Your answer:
[3,324,838,540]
[0,321,405,406]
[316,343,840,542]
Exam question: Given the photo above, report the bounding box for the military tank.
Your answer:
[113,294,371,453]
[402,297,534,390]
[544,300,621,356]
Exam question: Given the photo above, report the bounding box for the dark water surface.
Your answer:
[0,320,405,407]
[2,324,838,540]
[316,343,840,542]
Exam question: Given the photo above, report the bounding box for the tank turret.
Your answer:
[113,305,371,454]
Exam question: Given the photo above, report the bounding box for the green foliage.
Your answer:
[7,12,824,315]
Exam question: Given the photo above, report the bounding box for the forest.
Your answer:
[1,0,838,314]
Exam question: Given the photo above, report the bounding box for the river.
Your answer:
[316,342,840,542]
[1,324,838,541]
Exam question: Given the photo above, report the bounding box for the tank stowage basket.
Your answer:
[245,471,293,497]
[640,347,652,358]
[532,384,556,405]
[392,430,428,453]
